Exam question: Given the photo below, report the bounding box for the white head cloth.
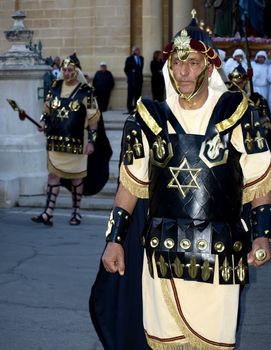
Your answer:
[255,50,268,60]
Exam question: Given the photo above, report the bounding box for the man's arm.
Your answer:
[124,56,132,76]
[247,191,271,267]
[102,183,138,275]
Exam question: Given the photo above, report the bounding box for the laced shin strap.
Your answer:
[45,183,60,213]
[71,181,84,212]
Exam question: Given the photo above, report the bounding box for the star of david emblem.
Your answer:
[167,157,201,198]
[57,106,69,120]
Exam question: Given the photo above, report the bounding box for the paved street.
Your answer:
[1,207,271,350]
[0,207,106,350]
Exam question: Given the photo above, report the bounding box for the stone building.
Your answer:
[0,0,215,208]
[0,0,209,109]
[1,1,269,208]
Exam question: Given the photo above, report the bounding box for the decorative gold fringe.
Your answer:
[48,159,87,179]
[242,169,271,204]
[146,334,233,350]
[159,280,235,350]
[146,336,192,350]
[119,164,149,198]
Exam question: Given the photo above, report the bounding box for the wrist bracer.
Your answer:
[88,129,97,143]
[251,204,271,240]
[105,207,131,245]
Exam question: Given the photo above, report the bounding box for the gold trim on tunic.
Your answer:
[119,163,149,198]
[150,279,235,350]
[242,164,271,204]
[146,335,234,350]
[146,335,190,350]
[48,157,87,179]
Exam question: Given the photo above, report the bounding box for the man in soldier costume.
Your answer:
[101,12,271,350]
[32,53,100,226]
[226,63,271,149]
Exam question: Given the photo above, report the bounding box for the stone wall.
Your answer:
[0,0,133,109]
[0,1,201,109]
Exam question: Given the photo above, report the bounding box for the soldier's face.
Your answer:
[62,64,78,83]
[171,52,211,96]
[233,78,247,90]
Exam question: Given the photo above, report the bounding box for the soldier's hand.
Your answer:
[85,142,94,155]
[102,242,125,275]
[37,121,45,132]
[247,237,271,267]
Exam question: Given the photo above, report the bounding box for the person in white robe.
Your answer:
[251,50,269,100]
[224,48,248,78]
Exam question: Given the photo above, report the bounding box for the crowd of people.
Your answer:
[43,46,166,116]
[44,46,271,116]
[222,48,271,111]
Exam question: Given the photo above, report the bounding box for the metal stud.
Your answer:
[214,241,225,253]
[233,241,243,252]
[164,238,175,249]
[196,239,208,251]
[150,237,159,248]
[180,239,191,250]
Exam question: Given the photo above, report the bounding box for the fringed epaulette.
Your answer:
[49,79,62,97]
[135,98,174,168]
[240,106,269,154]
[122,98,164,166]
[122,115,145,165]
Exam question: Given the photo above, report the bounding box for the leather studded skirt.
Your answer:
[142,217,251,285]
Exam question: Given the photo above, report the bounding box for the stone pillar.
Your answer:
[142,0,162,98]
[0,11,50,208]
[172,0,193,35]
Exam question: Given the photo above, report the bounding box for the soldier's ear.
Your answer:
[208,64,214,78]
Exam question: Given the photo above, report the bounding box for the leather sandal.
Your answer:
[31,183,59,226]
[69,212,82,225]
[31,212,53,226]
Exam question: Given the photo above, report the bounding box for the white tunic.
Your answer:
[119,87,271,350]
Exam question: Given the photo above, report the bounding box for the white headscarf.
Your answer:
[255,50,268,61]
[232,49,246,59]
[232,49,247,65]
